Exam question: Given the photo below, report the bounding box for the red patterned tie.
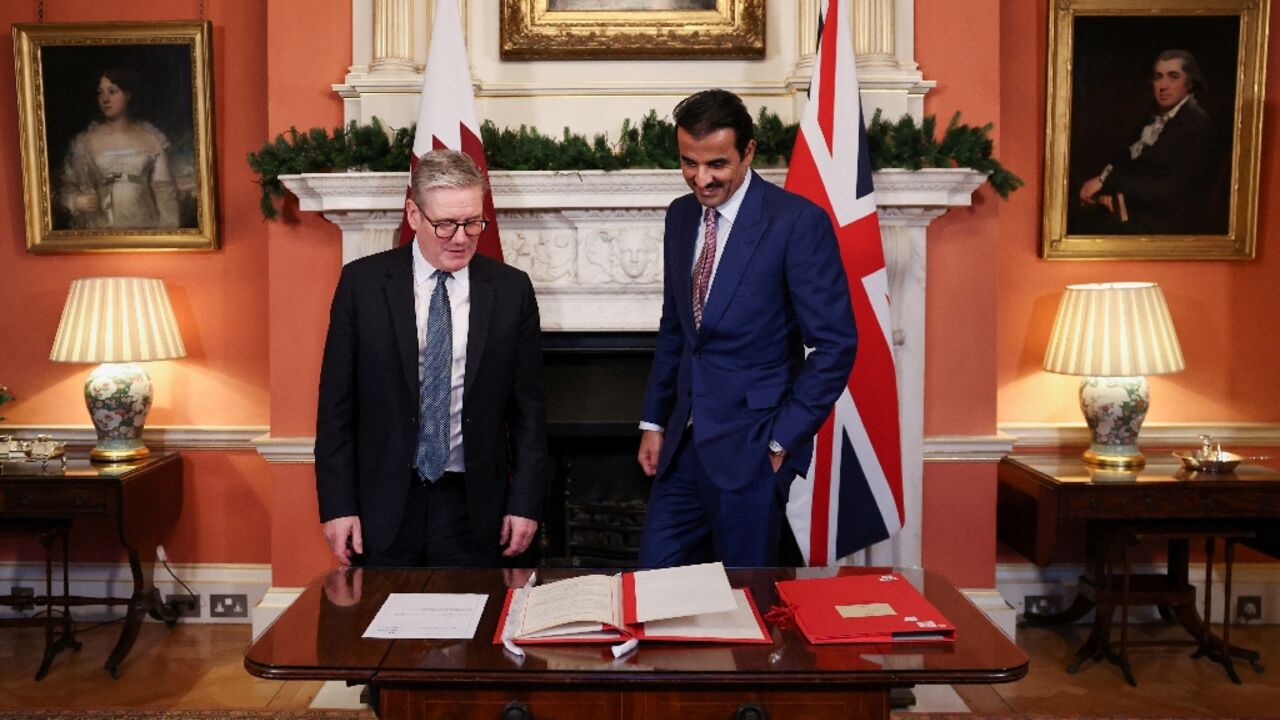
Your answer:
[692,206,717,331]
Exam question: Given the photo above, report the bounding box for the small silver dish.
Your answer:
[1172,450,1244,473]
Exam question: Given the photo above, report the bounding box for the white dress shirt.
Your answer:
[413,242,468,473]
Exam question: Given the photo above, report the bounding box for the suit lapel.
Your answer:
[465,256,494,398]
[385,244,419,399]
[674,200,699,335]
[698,172,766,340]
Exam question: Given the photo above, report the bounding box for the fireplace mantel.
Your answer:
[279,166,985,568]
[280,167,984,332]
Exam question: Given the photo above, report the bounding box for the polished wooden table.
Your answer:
[997,453,1280,568]
[245,567,1027,720]
[0,453,184,678]
[997,453,1280,680]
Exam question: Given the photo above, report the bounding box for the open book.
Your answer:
[493,562,769,645]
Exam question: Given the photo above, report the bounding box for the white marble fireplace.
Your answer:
[282,166,986,570]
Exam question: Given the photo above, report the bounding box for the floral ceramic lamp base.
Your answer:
[85,362,153,463]
[1079,375,1149,469]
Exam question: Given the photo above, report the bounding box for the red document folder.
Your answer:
[774,572,955,644]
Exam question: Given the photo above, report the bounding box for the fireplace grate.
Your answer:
[565,500,646,568]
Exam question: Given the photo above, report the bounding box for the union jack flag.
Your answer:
[397,0,502,260]
[784,0,904,565]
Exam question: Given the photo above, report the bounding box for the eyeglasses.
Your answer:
[419,211,490,240]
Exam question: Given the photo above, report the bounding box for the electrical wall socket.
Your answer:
[1236,595,1262,621]
[210,593,248,618]
[9,586,35,611]
[165,593,200,618]
[1024,594,1061,616]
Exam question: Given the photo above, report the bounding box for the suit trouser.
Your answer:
[637,428,785,568]
[361,471,500,568]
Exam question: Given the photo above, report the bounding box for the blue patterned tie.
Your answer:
[415,270,452,482]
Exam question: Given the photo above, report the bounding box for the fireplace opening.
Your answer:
[539,332,655,567]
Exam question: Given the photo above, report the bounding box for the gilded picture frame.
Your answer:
[501,0,765,60]
[1041,0,1268,260]
[13,22,218,253]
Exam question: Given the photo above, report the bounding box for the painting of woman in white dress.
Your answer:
[14,22,216,251]
[57,67,183,230]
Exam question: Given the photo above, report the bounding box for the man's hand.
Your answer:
[323,515,363,567]
[638,430,663,477]
[1079,176,1105,205]
[73,193,100,213]
[770,452,785,474]
[500,515,539,557]
[323,567,364,607]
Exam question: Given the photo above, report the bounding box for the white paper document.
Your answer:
[362,593,487,639]
[642,589,767,641]
[631,561,736,623]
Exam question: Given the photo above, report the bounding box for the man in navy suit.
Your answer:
[636,89,858,568]
[316,149,545,568]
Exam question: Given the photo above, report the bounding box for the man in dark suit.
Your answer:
[636,89,858,568]
[1077,49,1223,235]
[316,149,546,568]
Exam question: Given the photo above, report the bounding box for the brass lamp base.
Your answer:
[90,443,151,463]
[1083,447,1145,470]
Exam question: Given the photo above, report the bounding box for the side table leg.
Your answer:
[105,550,148,678]
[34,523,80,681]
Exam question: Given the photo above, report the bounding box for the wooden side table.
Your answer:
[0,452,184,678]
[997,454,1280,682]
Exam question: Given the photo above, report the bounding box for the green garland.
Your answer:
[0,385,12,422]
[247,109,1018,220]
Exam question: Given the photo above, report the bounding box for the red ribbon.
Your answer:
[764,603,796,629]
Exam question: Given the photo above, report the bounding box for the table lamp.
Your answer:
[1043,282,1184,469]
[49,277,186,463]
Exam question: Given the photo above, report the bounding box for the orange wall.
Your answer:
[263,0,350,587]
[0,1,272,566]
[913,0,1003,587]
[995,0,1280,426]
[914,0,1280,588]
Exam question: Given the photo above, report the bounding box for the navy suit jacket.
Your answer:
[641,172,857,490]
[315,246,546,554]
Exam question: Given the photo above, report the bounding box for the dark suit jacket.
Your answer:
[641,172,857,491]
[1101,97,1222,234]
[315,246,546,555]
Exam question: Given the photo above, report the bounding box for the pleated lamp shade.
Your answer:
[1043,282,1184,377]
[50,277,186,364]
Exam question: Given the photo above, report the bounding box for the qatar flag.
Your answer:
[397,0,502,260]
[784,0,904,565]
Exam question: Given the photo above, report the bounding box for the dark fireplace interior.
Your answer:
[538,332,656,568]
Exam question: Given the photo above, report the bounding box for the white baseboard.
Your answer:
[0,562,271,625]
[962,588,1017,639]
[253,586,304,640]
[996,561,1280,624]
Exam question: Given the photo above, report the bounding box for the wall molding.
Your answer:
[4,425,268,452]
[1000,422,1280,449]
[252,434,317,464]
[923,434,1014,462]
